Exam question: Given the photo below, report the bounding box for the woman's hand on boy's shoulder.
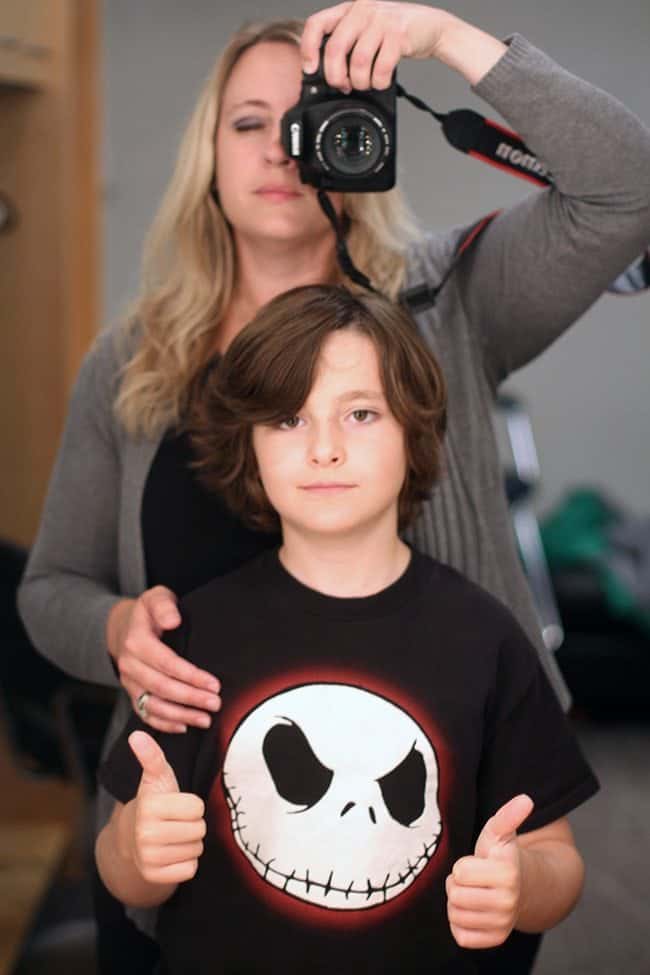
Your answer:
[107,588,222,733]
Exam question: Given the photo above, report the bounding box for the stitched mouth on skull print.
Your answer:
[222,684,441,909]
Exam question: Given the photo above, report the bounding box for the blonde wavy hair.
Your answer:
[116,19,423,439]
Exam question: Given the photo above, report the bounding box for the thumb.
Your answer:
[129,730,180,795]
[475,794,534,860]
[139,585,180,633]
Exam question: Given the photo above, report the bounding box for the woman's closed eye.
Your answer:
[232,117,266,132]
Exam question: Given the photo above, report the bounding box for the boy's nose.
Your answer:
[310,445,343,466]
[309,427,345,466]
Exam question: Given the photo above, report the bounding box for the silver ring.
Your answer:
[136,690,151,719]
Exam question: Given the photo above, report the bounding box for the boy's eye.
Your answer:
[278,416,301,430]
[350,409,377,423]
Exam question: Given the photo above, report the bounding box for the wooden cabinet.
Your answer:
[0,0,56,88]
[0,0,100,546]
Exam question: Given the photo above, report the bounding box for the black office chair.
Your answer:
[1,538,116,974]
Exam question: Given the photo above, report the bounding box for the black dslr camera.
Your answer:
[280,40,396,192]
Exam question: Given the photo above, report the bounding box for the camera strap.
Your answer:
[395,85,553,189]
[316,186,498,313]
[317,85,648,306]
[396,87,649,299]
[317,188,379,293]
[393,87,555,312]
[316,86,552,309]
[399,210,499,314]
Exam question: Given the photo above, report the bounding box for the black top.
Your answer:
[100,548,598,975]
[141,428,280,595]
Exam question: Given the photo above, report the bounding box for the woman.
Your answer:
[18,2,650,972]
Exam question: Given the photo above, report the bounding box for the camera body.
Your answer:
[280,45,396,192]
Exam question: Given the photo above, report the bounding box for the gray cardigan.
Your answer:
[19,35,650,806]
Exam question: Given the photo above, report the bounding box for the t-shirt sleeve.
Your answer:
[98,609,207,804]
[474,618,599,837]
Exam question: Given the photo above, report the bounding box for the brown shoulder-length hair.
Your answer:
[190,286,447,532]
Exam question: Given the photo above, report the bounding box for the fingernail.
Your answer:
[198,715,211,729]
[207,679,221,693]
[303,60,315,74]
[176,724,187,733]
[206,695,221,710]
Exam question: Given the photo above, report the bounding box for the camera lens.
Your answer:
[316,108,390,178]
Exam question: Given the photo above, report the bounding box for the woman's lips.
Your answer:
[256,187,302,202]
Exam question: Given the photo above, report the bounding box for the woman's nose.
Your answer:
[264,125,292,167]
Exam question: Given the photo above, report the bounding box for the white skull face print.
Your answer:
[222,683,442,910]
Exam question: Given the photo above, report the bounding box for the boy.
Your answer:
[96,285,598,974]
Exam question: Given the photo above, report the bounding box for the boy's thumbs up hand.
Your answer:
[130,729,180,796]
[474,794,534,861]
[446,795,534,949]
[125,731,206,887]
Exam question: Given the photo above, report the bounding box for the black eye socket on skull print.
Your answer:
[263,719,428,828]
[263,720,334,808]
[376,743,427,827]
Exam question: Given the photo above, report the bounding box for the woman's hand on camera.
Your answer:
[107,588,221,733]
[302,2,506,90]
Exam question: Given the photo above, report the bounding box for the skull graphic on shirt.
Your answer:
[222,683,442,910]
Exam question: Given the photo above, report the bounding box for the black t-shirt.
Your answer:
[100,549,598,975]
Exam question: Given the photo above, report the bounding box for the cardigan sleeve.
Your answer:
[450,34,650,387]
[17,327,128,687]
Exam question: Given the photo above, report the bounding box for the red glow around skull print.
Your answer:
[219,681,442,913]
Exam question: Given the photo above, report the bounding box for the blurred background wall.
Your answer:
[102,0,650,519]
[0,0,100,548]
